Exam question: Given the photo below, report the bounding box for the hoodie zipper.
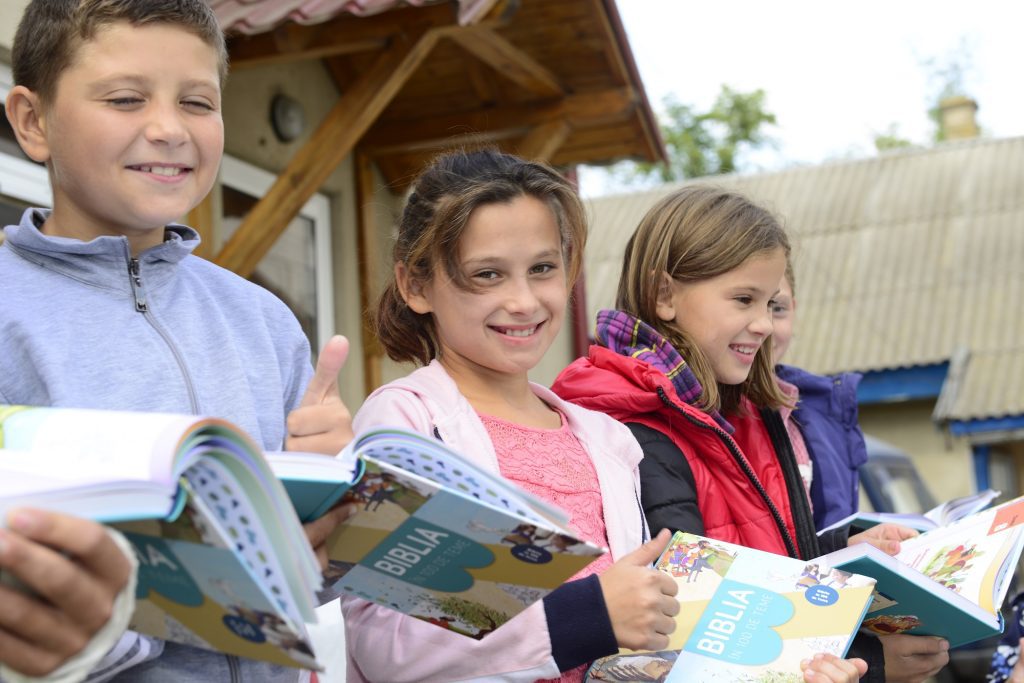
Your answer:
[127,256,200,414]
[759,407,821,559]
[655,387,800,558]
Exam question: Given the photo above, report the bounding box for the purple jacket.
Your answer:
[776,364,868,530]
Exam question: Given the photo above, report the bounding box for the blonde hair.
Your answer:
[375,149,586,366]
[616,184,790,413]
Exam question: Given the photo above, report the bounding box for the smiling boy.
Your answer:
[1,1,353,681]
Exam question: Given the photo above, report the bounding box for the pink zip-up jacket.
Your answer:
[343,360,648,682]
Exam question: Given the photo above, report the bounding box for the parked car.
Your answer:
[859,434,1001,683]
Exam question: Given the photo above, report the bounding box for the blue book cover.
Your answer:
[587,532,876,682]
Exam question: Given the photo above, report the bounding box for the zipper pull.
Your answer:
[128,258,148,312]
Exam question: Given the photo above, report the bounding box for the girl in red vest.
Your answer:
[553,185,948,682]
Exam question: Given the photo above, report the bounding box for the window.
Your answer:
[219,155,334,352]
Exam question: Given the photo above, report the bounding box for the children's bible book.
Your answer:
[0,405,327,669]
[821,493,1024,647]
[586,531,876,682]
[277,426,607,639]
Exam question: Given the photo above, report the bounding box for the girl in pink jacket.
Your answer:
[344,150,679,682]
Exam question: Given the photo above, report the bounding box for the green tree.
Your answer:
[873,123,914,153]
[616,85,777,185]
[432,596,510,635]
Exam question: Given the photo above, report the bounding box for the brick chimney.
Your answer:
[938,96,980,140]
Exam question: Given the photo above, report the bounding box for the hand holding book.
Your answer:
[598,528,679,651]
[848,522,920,556]
[0,509,135,679]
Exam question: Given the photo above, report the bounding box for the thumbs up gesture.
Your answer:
[285,335,354,456]
[597,528,680,651]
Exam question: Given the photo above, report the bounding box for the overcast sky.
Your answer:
[580,0,1024,196]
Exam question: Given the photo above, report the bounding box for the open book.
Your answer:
[0,405,327,669]
[820,494,1024,647]
[272,426,606,639]
[586,531,876,682]
[819,488,1001,534]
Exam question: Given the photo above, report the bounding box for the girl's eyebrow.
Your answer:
[463,248,561,267]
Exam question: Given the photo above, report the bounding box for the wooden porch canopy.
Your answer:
[206,0,665,390]
[208,0,665,277]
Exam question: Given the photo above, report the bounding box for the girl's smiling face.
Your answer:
[657,248,786,385]
[401,194,568,386]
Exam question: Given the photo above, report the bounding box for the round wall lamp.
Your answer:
[270,93,307,143]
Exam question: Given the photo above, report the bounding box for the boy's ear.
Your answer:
[5,86,51,164]
[654,272,677,322]
[394,262,432,315]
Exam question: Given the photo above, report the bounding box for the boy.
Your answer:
[1,0,355,680]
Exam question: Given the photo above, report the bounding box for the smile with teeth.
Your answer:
[493,324,540,338]
[130,165,188,177]
[730,344,758,356]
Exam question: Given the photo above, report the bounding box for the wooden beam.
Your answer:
[226,2,457,68]
[354,153,383,394]
[214,27,442,277]
[186,190,215,259]
[449,27,563,98]
[516,119,571,162]
[361,87,636,155]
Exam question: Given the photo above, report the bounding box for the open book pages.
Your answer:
[307,426,605,639]
[587,532,875,681]
[266,425,572,529]
[0,405,325,667]
[818,489,1000,534]
[822,494,1024,647]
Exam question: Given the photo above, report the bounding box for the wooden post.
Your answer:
[517,119,572,163]
[186,190,216,259]
[355,152,384,395]
[214,26,442,277]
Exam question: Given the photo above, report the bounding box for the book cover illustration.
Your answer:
[589,532,875,683]
[323,449,603,639]
[118,480,318,669]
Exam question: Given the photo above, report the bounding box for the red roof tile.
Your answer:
[209,0,498,34]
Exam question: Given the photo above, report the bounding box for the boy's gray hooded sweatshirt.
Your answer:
[0,209,315,682]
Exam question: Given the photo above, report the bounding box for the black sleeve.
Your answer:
[816,526,851,555]
[543,574,617,671]
[627,422,705,537]
[847,632,886,682]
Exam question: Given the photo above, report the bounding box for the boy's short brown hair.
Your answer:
[12,0,228,105]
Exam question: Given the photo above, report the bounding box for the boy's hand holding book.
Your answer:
[598,528,679,651]
[0,509,134,677]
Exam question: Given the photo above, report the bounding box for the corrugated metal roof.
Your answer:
[209,0,497,34]
[584,136,1024,421]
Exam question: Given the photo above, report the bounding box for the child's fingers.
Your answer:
[6,509,132,591]
[0,625,68,679]
[0,582,86,664]
[801,654,866,683]
[0,524,122,634]
[621,528,673,568]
